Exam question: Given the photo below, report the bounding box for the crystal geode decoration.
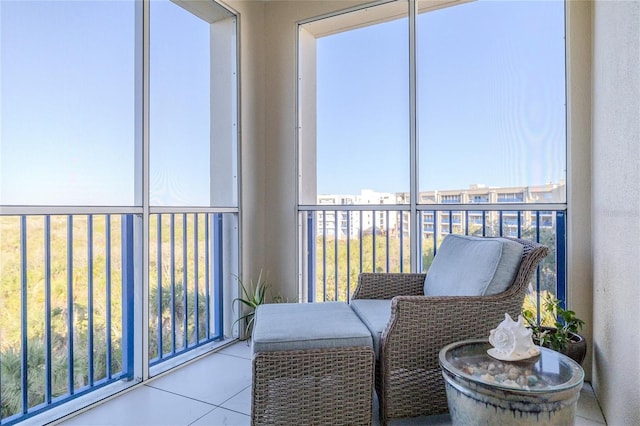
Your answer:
[487,313,540,361]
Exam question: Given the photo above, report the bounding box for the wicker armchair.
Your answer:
[351,237,549,425]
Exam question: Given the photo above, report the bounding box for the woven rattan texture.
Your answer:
[352,237,549,425]
[251,347,375,426]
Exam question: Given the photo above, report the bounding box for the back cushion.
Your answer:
[424,235,524,297]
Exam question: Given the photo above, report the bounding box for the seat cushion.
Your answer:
[252,301,373,353]
[350,299,392,358]
[424,235,523,297]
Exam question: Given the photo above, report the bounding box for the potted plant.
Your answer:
[522,291,587,365]
[233,270,269,340]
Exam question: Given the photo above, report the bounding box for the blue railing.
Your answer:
[0,212,227,425]
[302,207,565,306]
[0,214,134,425]
[148,213,224,366]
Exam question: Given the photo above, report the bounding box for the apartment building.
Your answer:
[319,181,565,240]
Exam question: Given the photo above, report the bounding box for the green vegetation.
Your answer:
[522,291,585,352]
[1,215,125,419]
[0,214,212,420]
[314,222,557,303]
[232,270,269,339]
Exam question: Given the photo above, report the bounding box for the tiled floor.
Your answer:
[58,341,606,425]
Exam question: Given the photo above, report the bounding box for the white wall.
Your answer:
[591,1,640,424]
[223,0,268,297]
[567,0,593,380]
[228,0,370,302]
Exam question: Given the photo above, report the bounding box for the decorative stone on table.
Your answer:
[487,313,540,361]
[439,339,585,425]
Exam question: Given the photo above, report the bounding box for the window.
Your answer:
[1,1,137,206]
[150,1,237,207]
[417,0,566,199]
[298,0,566,303]
[0,1,239,423]
[299,1,409,205]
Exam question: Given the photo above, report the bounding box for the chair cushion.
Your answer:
[424,235,523,297]
[252,301,373,353]
[350,299,392,358]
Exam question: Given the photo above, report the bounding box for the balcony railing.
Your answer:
[148,213,224,366]
[0,212,230,425]
[300,207,565,306]
[0,214,133,425]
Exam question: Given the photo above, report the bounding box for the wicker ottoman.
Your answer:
[251,302,375,426]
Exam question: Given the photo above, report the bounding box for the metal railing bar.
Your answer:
[121,215,134,378]
[170,214,176,355]
[359,211,363,274]
[45,215,53,404]
[205,215,210,338]
[182,214,188,350]
[418,212,423,272]
[322,211,327,302]
[334,210,338,301]
[156,214,163,359]
[306,213,315,303]
[87,215,94,387]
[106,215,112,379]
[149,206,238,214]
[482,210,487,236]
[399,211,404,273]
[346,212,351,301]
[0,206,143,216]
[20,216,29,413]
[433,211,438,257]
[194,214,199,345]
[372,211,376,272]
[556,212,567,309]
[464,211,469,235]
[385,211,390,273]
[298,203,567,212]
[66,215,75,395]
[213,214,223,339]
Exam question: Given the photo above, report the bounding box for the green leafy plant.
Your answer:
[233,270,269,339]
[522,292,585,353]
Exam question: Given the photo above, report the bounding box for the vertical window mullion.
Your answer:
[140,0,150,381]
[409,0,419,273]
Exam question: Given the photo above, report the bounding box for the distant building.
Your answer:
[317,189,397,238]
[318,182,565,239]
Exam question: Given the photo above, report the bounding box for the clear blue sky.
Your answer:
[1,0,565,205]
[316,0,566,195]
[1,0,211,206]
[1,1,136,205]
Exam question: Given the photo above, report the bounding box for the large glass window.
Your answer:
[0,1,137,206]
[298,0,566,303]
[150,1,237,207]
[299,1,409,205]
[417,0,566,201]
[0,1,238,423]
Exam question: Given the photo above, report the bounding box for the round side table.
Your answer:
[439,339,584,425]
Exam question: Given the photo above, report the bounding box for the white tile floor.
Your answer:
[58,341,606,426]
